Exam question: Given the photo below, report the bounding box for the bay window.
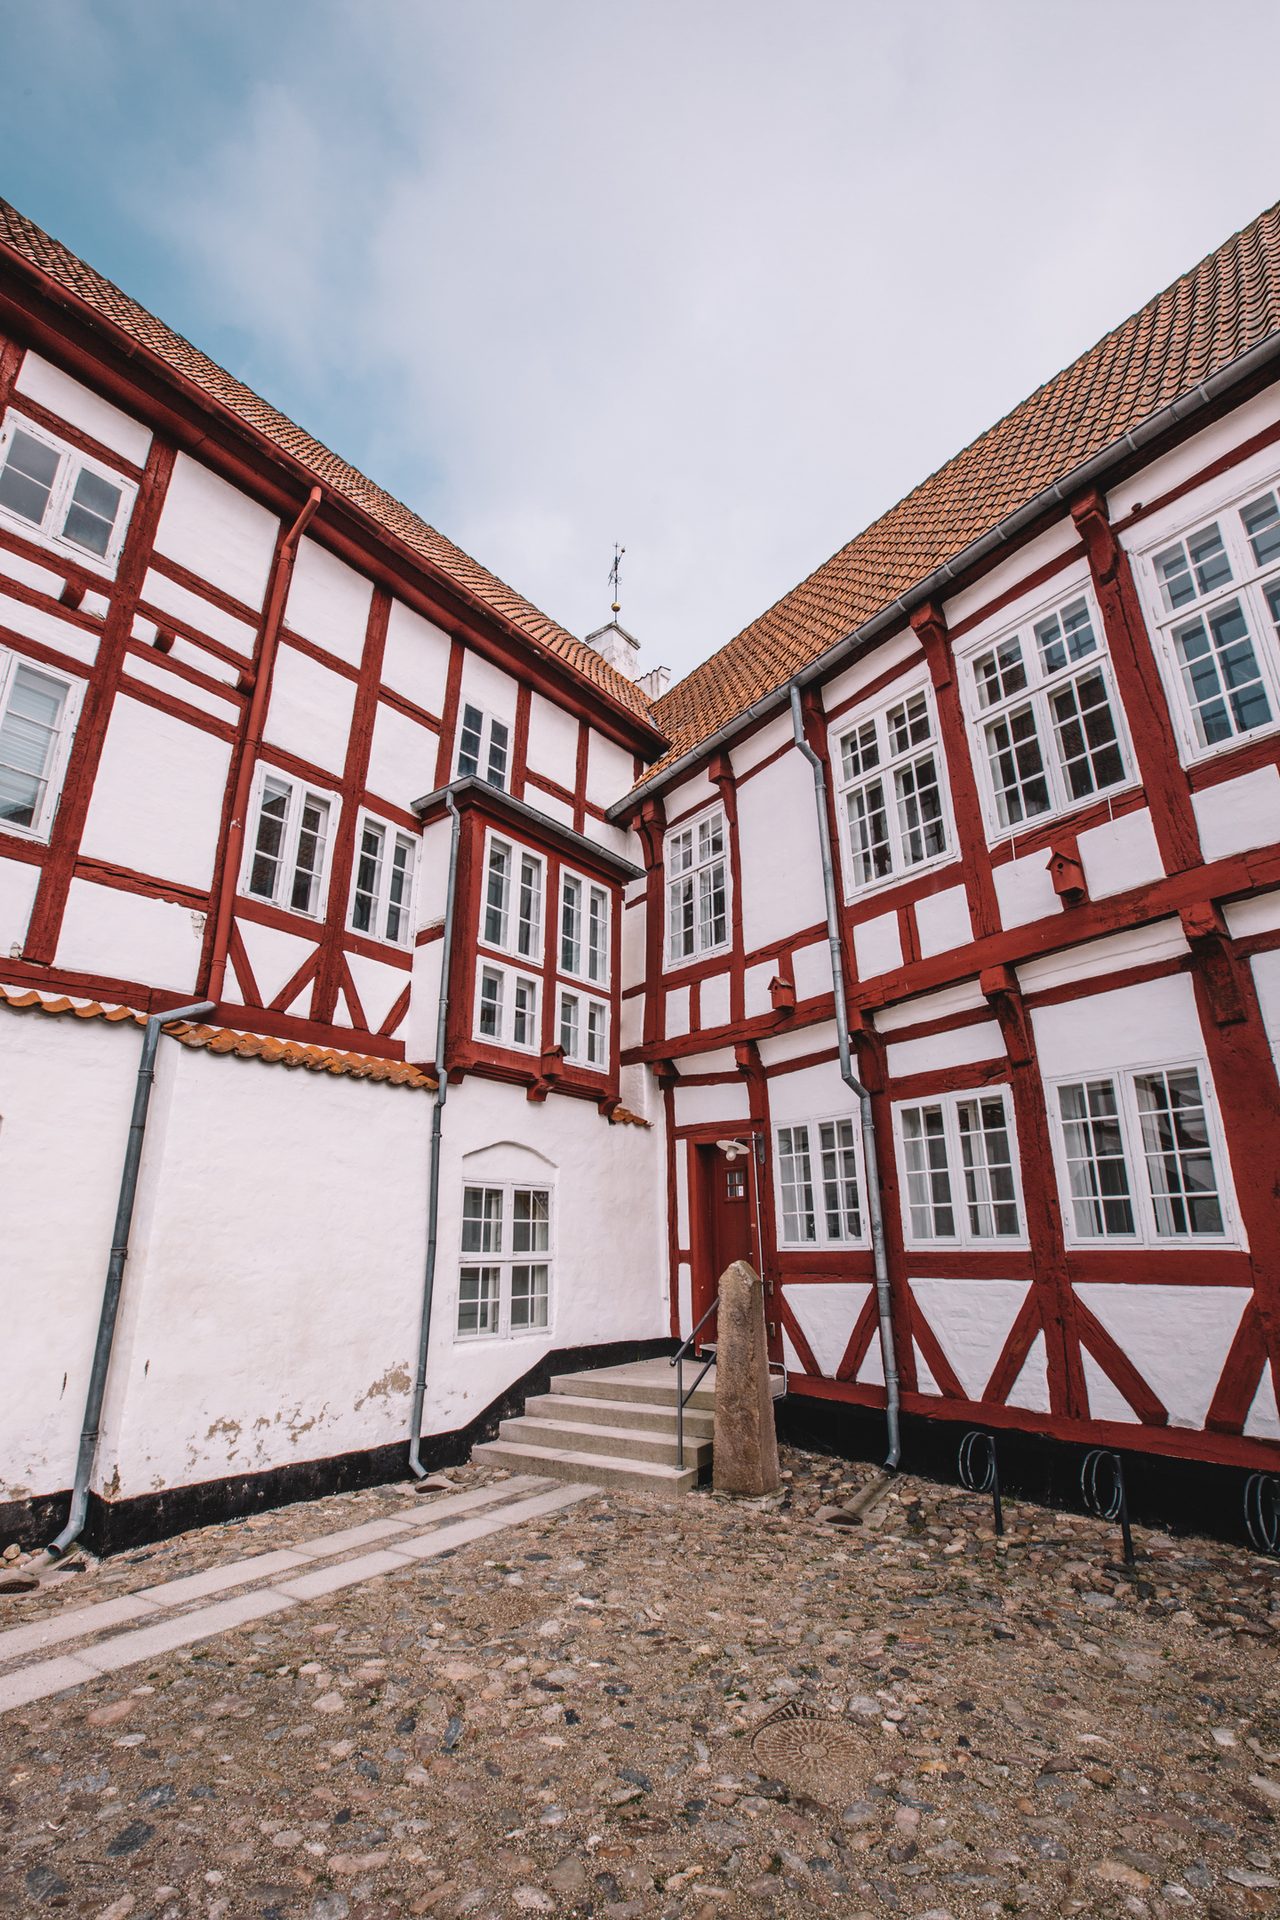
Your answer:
[480,833,544,962]
[458,1182,552,1337]
[245,769,334,916]
[666,805,729,962]
[895,1089,1023,1246]
[560,869,610,984]
[558,988,609,1069]
[474,960,540,1052]
[1052,1063,1231,1243]
[963,591,1129,833]
[835,684,951,890]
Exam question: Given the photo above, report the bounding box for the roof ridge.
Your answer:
[0,198,658,732]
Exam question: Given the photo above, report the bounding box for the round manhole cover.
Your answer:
[750,1702,869,1805]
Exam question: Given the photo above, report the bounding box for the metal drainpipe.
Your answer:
[408,791,463,1478]
[789,684,901,1468]
[49,998,216,1557]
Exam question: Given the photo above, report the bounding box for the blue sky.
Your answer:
[6,2,1280,683]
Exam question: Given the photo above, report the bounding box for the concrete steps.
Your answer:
[472,1356,724,1498]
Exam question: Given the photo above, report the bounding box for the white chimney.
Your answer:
[585,618,669,701]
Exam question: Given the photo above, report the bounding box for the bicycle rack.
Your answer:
[958,1429,1004,1537]
[1244,1473,1280,1555]
[1081,1448,1135,1567]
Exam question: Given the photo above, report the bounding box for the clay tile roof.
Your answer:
[645,198,1280,781]
[0,198,657,733]
[0,984,435,1089]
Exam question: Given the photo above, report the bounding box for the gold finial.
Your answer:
[609,543,624,618]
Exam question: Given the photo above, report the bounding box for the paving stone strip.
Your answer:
[0,1479,594,1714]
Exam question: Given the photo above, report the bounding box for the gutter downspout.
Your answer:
[407,790,463,1477]
[49,998,216,1557]
[205,485,322,1002]
[790,684,901,1471]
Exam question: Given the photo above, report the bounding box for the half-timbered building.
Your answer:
[4,194,1280,1547]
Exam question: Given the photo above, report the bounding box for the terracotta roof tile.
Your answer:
[646,199,1280,780]
[0,199,656,730]
[0,984,435,1089]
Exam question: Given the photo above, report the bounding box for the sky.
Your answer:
[5,1,1280,687]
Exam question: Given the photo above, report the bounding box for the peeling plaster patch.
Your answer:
[205,1417,243,1447]
[354,1365,412,1412]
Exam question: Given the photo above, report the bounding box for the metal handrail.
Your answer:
[670,1294,720,1470]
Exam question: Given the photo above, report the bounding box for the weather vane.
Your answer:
[609,543,624,617]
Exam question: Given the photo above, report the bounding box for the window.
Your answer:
[458,1182,552,1338]
[349,815,417,945]
[473,961,540,1052]
[775,1117,865,1248]
[0,653,76,837]
[560,870,611,983]
[835,684,951,891]
[0,411,135,567]
[896,1090,1022,1246]
[456,703,510,790]
[1053,1063,1229,1243]
[480,834,544,961]
[558,989,609,1069]
[964,592,1129,833]
[244,770,334,916]
[666,806,729,963]
[1141,484,1280,758]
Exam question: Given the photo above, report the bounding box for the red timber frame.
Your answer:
[416,779,639,1111]
[0,264,660,1042]
[616,388,1280,1475]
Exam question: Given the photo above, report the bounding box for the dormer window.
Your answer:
[456,703,509,790]
[0,411,135,568]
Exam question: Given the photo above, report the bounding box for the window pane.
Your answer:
[457,704,483,778]
[461,1186,503,1254]
[248,777,290,899]
[1156,524,1231,610]
[887,691,933,755]
[0,664,65,827]
[587,886,609,983]
[487,718,509,790]
[841,718,879,778]
[62,466,123,556]
[973,637,1027,708]
[513,1188,550,1254]
[667,872,694,959]
[895,752,946,865]
[957,1095,1020,1238]
[1134,1068,1223,1237]
[458,1265,499,1335]
[291,794,329,913]
[1242,492,1280,569]
[510,1263,549,1330]
[351,821,383,933]
[512,975,538,1047]
[846,778,892,886]
[1058,1079,1134,1236]
[818,1118,861,1240]
[1036,598,1097,675]
[1174,602,1271,748]
[485,840,510,946]
[517,854,542,958]
[478,966,504,1038]
[561,875,582,972]
[386,835,413,943]
[985,706,1050,827]
[586,1000,607,1066]
[0,427,59,527]
[559,992,579,1058]
[1050,668,1126,799]
[777,1126,816,1243]
[901,1105,954,1238]
[697,860,727,949]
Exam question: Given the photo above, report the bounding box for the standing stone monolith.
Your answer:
[711,1259,781,1495]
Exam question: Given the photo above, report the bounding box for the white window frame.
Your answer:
[347,810,418,947]
[0,409,137,573]
[455,701,511,791]
[478,830,545,965]
[473,958,542,1054]
[956,581,1136,839]
[664,802,731,966]
[558,865,611,986]
[892,1086,1027,1250]
[772,1114,868,1249]
[1046,1057,1238,1249]
[557,986,610,1070]
[831,671,956,898]
[1134,466,1280,766]
[0,648,82,842]
[241,765,338,919]
[456,1180,553,1340]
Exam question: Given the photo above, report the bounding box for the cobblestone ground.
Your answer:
[2,1449,1278,1920]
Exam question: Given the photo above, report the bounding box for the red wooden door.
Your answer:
[693,1140,761,1342]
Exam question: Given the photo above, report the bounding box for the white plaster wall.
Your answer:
[526,692,579,787]
[737,752,827,951]
[1031,971,1202,1079]
[458,651,518,733]
[586,731,633,810]
[15,352,153,465]
[381,601,451,717]
[0,591,100,667]
[853,909,902,978]
[141,569,257,655]
[672,1080,750,1129]
[404,940,443,1063]
[80,695,231,889]
[367,703,437,811]
[729,711,791,781]
[123,654,239,728]
[766,1056,849,1124]
[285,538,372,666]
[914,884,972,958]
[784,1283,868,1378]
[663,768,717,822]
[1074,1284,1251,1430]
[885,1020,1005,1078]
[1252,949,1280,1075]
[1016,918,1188,995]
[994,850,1061,929]
[0,855,39,956]
[233,920,318,1013]
[263,644,356,777]
[153,454,276,609]
[665,985,690,1037]
[346,952,409,1034]
[1077,808,1164,899]
[744,961,775,1019]
[0,1011,143,1500]
[941,519,1083,631]
[1226,889,1280,938]
[791,940,831,1002]
[700,971,730,1030]
[758,1018,838,1069]
[1193,767,1280,862]
[534,789,576,831]
[874,978,986,1034]
[0,547,65,600]
[911,1278,1031,1402]
[1108,381,1280,526]
[620,992,644,1051]
[821,630,921,711]
[58,880,203,993]
[621,902,647,992]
